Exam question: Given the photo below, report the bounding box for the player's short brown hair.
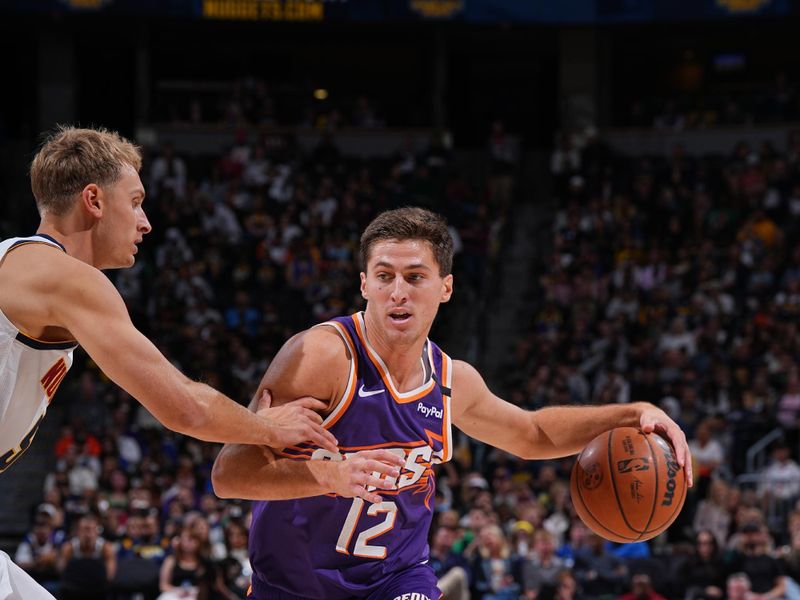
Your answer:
[360,207,454,276]
[30,125,142,216]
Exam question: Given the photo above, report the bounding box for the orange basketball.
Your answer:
[570,427,687,543]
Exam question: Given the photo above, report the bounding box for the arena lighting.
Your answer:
[313,88,329,100]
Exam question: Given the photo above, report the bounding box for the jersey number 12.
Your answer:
[336,498,397,559]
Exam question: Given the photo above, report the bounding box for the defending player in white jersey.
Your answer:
[0,126,336,599]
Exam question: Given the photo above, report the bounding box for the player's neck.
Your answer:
[362,311,427,392]
[37,217,96,266]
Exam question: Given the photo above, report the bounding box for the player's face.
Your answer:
[96,165,151,269]
[360,239,453,345]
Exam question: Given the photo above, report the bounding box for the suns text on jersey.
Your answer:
[312,444,442,495]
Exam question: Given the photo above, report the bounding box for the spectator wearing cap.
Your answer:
[509,520,535,557]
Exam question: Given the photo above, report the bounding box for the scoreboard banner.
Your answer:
[1,0,794,22]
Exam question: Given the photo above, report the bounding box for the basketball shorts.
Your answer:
[249,562,442,600]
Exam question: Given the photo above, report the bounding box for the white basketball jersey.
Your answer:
[0,235,77,473]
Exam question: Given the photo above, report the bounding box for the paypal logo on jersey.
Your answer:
[417,402,442,419]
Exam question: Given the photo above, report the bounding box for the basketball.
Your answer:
[570,427,687,543]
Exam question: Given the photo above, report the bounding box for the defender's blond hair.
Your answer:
[30,125,142,216]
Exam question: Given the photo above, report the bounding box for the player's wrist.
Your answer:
[258,418,281,447]
[309,458,340,493]
[630,401,654,427]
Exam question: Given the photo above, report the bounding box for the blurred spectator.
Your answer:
[14,510,62,596]
[678,530,726,600]
[618,573,666,600]
[57,513,116,600]
[726,522,786,599]
[150,143,187,200]
[573,532,628,598]
[214,519,251,600]
[488,120,517,208]
[157,527,213,600]
[725,572,753,600]
[429,526,470,600]
[468,524,521,600]
[692,478,733,551]
[758,443,800,502]
[688,419,725,489]
[520,529,568,599]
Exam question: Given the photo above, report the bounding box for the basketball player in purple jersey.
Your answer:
[212,207,693,600]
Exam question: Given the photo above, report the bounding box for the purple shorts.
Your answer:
[249,562,441,600]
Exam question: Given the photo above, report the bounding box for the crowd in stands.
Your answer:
[496,126,800,599]
[158,75,387,131]
[14,116,800,598]
[621,71,800,130]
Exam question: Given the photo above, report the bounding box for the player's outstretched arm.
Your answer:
[451,360,693,487]
[48,256,336,450]
[212,328,404,502]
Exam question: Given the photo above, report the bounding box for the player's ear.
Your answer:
[80,183,103,219]
[441,274,453,303]
[360,271,368,299]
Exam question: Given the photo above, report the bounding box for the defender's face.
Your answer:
[360,239,453,344]
[96,165,151,269]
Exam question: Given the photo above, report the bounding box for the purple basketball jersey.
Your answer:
[248,312,453,599]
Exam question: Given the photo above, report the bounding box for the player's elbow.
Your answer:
[211,454,237,498]
[515,419,557,460]
[514,440,543,461]
[151,402,209,442]
[158,387,213,438]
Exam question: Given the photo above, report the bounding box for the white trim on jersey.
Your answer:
[354,312,435,401]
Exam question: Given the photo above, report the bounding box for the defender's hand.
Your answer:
[256,389,338,453]
[326,450,406,504]
[639,404,693,487]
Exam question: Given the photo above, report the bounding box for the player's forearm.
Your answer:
[173,381,284,446]
[212,444,336,500]
[524,402,647,459]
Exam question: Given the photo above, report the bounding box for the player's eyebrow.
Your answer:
[374,261,432,271]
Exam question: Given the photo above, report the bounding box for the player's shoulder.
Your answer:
[2,240,90,279]
[280,324,353,369]
[450,359,488,401]
[451,359,481,381]
[1,240,102,289]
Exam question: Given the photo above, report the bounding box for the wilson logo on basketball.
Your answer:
[617,457,650,473]
[660,445,680,507]
[582,463,602,489]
